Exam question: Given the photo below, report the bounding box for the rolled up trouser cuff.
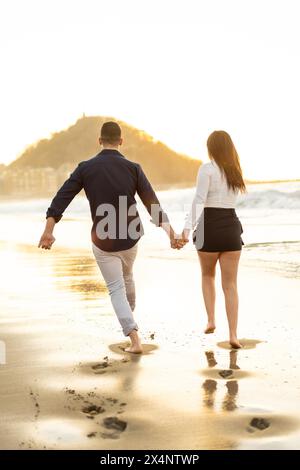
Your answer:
[123,322,139,337]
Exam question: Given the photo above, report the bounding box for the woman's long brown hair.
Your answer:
[207,130,246,193]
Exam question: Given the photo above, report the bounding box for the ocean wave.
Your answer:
[1,185,300,214]
[237,190,300,209]
[158,184,300,210]
[243,240,300,278]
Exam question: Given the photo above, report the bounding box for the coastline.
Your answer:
[1,179,300,202]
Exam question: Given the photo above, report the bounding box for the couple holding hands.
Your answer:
[39,122,245,353]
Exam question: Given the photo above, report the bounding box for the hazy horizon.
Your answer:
[1,0,300,180]
[1,113,299,184]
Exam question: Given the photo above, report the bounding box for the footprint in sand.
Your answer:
[86,416,128,440]
[79,355,131,376]
[64,387,128,440]
[201,366,251,380]
[81,404,105,419]
[99,416,128,440]
[91,356,111,374]
[215,413,299,439]
[247,417,270,431]
[219,370,234,379]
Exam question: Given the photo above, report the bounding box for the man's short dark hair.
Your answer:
[100,121,122,144]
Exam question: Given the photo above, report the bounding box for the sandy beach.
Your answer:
[2,0,300,455]
[0,234,299,450]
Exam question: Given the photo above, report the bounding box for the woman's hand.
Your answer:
[170,232,189,250]
[182,229,190,243]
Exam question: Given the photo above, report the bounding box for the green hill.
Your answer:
[9,116,200,186]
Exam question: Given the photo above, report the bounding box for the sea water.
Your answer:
[0,181,299,278]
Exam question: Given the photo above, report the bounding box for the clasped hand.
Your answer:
[171,232,189,250]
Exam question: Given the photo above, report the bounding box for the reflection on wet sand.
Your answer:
[200,349,298,442]
[229,350,240,370]
[202,380,217,409]
[223,381,239,412]
[202,351,239,412]
[50,253,107,301]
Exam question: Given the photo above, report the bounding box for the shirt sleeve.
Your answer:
[136,164,169,227]
[184,164,210,230]
[46,164,84,222]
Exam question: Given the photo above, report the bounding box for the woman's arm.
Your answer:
[183,164,210,237]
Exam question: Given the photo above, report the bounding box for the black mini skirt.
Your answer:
[193,207,244,252]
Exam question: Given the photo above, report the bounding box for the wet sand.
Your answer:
[0,239,299,450]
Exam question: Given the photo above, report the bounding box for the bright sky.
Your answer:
[1,0,300,179]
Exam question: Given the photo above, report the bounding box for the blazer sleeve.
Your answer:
[46,163,84,222]
[136,164,169,226]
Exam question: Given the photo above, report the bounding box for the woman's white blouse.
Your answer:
[184,161,238,230]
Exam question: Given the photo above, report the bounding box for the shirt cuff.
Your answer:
[46,209,62,223]
[150,208,169,227]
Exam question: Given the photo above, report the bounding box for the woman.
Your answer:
[182,131,246,349]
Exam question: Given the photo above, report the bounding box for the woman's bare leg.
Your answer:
[219,251,242,348]
[198,252,220,333]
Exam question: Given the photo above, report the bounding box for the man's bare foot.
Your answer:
[204,323,216,334]
[124,345,143,354]
[125,329,143,354]
[229,338,243,349]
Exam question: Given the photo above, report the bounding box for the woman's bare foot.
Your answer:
[229,338,243,349]
[125,329,143,354]
[204,323,216,334]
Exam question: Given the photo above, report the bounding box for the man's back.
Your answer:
[40,121,175,354]
[81,149,142,214]
[46,149,168,252]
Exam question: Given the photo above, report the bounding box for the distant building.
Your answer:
[0,164,74,197]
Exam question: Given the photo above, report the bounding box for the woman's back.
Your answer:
[204,161,238,208]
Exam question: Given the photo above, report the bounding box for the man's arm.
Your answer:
[38,164,84,250]
[38,217,56,249]
[136,164,179,246]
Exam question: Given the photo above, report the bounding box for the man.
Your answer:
[38,121,182,354]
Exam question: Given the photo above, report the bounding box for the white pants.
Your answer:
[92,243,138,336]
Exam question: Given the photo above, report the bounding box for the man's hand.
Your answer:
[170,233,189,250]
[170,229,190,250]
[181,229,190,244]
[38,232,56,250]
[170,235,180,249]
[160,223,188,250]
[38,217,56,250]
